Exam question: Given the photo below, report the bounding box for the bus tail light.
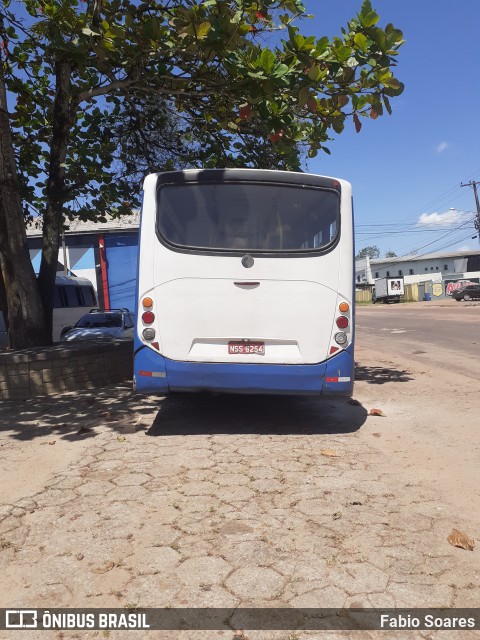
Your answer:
[339,301,349,313]
[142,311,155,324]
[142,297,153,308]
[334,332,348,345]
[336,316,349,329]
[142,328,156,340]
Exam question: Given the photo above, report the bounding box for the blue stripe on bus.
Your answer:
[323,345,355,395]
[134,345,354,396]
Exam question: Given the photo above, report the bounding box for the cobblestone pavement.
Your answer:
[0,345,479,640]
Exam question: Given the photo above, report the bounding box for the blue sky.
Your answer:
[297,0,480,258]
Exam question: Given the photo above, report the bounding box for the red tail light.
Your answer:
[336,316,349,329]
[142,311,155,324]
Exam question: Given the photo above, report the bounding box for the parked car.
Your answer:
[61,309,135,341]
[0,312,8,349]
[452,284,480,301]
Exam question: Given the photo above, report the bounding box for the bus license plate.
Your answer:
[228,341,265,355]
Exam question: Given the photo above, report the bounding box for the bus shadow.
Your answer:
[355,363,414,385]
[146,393,367,437]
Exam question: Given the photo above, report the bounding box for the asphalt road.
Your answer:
[355,300,480,380]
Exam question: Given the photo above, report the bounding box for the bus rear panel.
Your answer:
[134,169,354,396]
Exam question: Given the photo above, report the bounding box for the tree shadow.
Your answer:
[355,363,414,385]
[146,393,368,437]
[0,383,158,442]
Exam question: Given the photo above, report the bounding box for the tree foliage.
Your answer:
[110,94,303,196]
[0,0,404,348]
[385,250,397,257]
[356,245,381,259]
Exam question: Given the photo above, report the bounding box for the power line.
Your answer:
[357,216,476,242]
[393,167,480,225]
[396,217,476,257]
[411,232,477,259]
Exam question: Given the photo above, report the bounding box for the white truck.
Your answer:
[373,276,404,304]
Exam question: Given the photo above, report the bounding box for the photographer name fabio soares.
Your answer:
[380,613,476,629]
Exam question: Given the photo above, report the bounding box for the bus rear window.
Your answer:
[157,182,339,252]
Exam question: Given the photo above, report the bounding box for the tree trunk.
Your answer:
[38,58,78,339]
[0,60,49,348]
[0,267,9,333]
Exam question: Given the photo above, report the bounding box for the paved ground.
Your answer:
[1,308,479,640]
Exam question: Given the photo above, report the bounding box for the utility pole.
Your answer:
[461,181,480,244]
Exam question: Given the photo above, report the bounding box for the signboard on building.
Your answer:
[444,278,480,296]
[431,283,443,297]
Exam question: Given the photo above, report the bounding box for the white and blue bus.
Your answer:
[134,169,354,395]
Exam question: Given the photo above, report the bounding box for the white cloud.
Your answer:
[416,209,465,227]
[435,141,449,154]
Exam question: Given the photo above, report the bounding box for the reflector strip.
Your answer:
[139,370,166,378]
[326,377,351,383]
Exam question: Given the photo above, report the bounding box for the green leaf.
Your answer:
[369,29,386,49]
[360,0,373,15]
[294,34,305,49]
[82,28,100,37]
[247,70,266,79]
[331,117,345,134]
[354,33,368,51]
[297,86,310,107]
[196,21,212,39]
[335,45,352,62]
[260,49,276,74]
[315,36,329,55]
[360,11,379,28]
[382,76,402,90]
[307,65,322,81]
[383,94,392,115]
[273,63,289,78]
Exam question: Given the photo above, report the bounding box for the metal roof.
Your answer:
[369,249,480,264]
[26,212,140,237]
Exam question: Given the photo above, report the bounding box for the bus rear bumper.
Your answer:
[134,346,354,396]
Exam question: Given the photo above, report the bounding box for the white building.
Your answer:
[355,250,480,286]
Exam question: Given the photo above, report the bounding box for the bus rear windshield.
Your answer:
[157,182,339,252]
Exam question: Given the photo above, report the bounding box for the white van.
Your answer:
[0,275,98,346]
